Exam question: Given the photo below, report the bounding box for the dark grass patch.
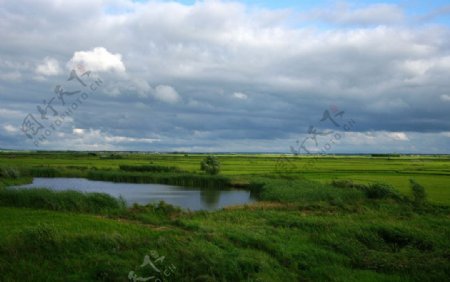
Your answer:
[87,170,231,189]
[0,167,20,179]
[119,164,183,173]
[331,179,403,200]
[0,188,126,214]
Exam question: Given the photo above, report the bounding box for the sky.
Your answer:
[1,0,450,153]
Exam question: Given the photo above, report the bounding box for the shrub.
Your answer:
[100,154,123,159]
[28,167,60,177]
[362,183,401,200]
[119,164,182,173]
[410,179,427,206]
[331,179,402,200]
[87,170,230,189]
[261,179,364,205]
[0,167,20,179]
[146,200,182,215]
[19,223,58,252]
[330,179,354,188]
[0,188,126,213]
[65,165,88,171]
[200,156,221,175]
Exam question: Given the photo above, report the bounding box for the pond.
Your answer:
[13,178,255,211]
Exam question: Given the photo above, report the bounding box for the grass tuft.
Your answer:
[0,188,126,214]
[119,164,183,173]
[0,166,20,179]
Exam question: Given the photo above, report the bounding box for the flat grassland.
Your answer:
[2,152,449,203]
[0,152,449,281]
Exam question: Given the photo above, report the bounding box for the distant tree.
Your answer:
[200,155,221,175]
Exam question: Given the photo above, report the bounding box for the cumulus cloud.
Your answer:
[233,92,248,100]
[73,128,85,135]
[153,85,181,104]
[386,132,409,141]
[3,124,18,133]
[441,94,450,102]
[0,0,449,152]
[74,128,159,143]
[35,57,61,76]
[67,47,126,73]
[132,78,152,98]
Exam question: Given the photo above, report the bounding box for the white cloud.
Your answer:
[35,57,61,76]
[441,94,450,102]
[153,85,181,104]
[0,108,24,119]
[0,0,450,152]
[72,128,159,145]
[0,71,22,81]
[233,92,248,100]
[3,124,18,133]
[68,47,126,73]
[303,3,404,26]
[387,132,409,141]
[104,135,160,143]
[132,78,152,98]
[343,131,410,145]
[73,128,85,135]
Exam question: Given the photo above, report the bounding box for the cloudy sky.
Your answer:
[1,0,450,153]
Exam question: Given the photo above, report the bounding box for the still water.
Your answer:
[13,178,255,211]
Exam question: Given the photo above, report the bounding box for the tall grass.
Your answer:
[21,166,86,178]
[331,179,403,200]
[0,166,20,179]
[410,179,427,206]
[119,164,182,173]
[260,178,365,207]
[0,188,126,214]
[27,167,61,177]
[87,170,231,189]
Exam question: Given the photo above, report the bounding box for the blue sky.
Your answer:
[154,0,450,24]
[1,0,450,153]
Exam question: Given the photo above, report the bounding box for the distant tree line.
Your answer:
[371,154,401,157]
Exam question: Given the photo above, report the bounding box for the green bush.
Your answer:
[410,179,427,206]
[99,154,123,159]
[0,188,126,213]
[200,155,221,175]
[131,201,182,215]
[331,179,402,200]
[65,165,89,171]
[18,223,58,252]
[330,179,354,188]
[361,183,402,200]
[0,167,20,179]
[28,167,60,177]
[87,170,230,189]
[261,179,364,206]
[119,164,182,173]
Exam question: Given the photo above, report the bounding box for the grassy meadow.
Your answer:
[2,152,449,204]
[0,152,449,281]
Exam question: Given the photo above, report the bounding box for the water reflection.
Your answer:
[12,178,255,211]
[200,189,221,208]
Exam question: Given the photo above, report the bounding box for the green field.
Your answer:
[2,152,449,204]
[0,152,449,281]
